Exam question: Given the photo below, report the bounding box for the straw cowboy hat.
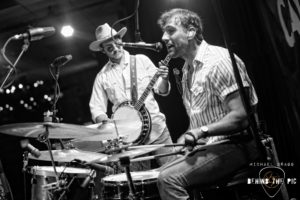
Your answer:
[89,23,127,52]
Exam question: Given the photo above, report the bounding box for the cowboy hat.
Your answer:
[89,23,127,52]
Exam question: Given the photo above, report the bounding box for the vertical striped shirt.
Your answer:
[181,40,258,144]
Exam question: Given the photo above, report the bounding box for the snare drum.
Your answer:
[102,170,160,200]
[30,166,92,200]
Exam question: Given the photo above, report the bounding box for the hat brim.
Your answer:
[89,27,127,52]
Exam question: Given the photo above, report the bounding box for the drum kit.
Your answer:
[0,119,180,200]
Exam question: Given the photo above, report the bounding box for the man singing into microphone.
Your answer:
[89,23,176,169]
[156,8,261,199]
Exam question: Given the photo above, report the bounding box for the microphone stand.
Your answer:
[210,1,291,200]
[22,152,29,200]
[0,37,30,90]
[51,63,61,123]
[134,0,142,42]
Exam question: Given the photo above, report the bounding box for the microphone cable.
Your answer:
[110,0,140,43]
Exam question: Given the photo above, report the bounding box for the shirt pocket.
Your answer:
[190,83,207,110]
[103,81,119,102]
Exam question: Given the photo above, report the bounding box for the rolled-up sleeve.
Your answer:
[89,73,108,122]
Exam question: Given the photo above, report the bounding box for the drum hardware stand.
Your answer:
[119,156,140,200]
[22,151,29,200]
[56,176,75,200]
[0,160,13,200]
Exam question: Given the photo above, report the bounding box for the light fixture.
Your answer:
[61,25,74,37]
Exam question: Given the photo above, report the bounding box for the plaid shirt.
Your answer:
[181,41,258,144]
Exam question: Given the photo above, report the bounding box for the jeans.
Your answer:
[150,126,177,166]
[131,126,177,171]
[157,139,260,200]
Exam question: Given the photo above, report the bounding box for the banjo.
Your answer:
[112,54,172,145]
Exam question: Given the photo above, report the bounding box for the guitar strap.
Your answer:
[130,55,138,104]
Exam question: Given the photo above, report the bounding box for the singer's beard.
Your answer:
[109,49,123,64]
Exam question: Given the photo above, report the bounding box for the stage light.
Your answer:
[61,25,74,37]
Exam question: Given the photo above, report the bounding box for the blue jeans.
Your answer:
[157,139,259,200]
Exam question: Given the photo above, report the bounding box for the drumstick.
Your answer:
[127,142,206,150]
[130,150,185,163]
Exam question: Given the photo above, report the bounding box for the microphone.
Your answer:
[12,27,56,41]
[50,54,72,68]
[42,179,67,190]
[81,170,96,188]
[20,139,41,158]
[121,42,163,52]
[73,159,114,175]
[85,162,114,175]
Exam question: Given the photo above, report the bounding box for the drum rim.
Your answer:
[31,166,92,177]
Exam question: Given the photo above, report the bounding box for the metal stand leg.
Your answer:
[262,136,290,200]
[0,159,13,200]
[119,156,139,200]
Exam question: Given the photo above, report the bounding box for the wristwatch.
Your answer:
[200,126,209,138]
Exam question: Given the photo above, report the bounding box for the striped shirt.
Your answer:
[89,50,170,143]
[181,40,258,144]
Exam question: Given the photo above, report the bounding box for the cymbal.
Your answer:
[0,122,112,139]
[96,145,161,163]
[29,149,107,163]
[85,120,142,141]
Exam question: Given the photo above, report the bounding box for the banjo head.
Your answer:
[112,105,143,143]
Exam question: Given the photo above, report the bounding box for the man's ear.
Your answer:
[187,26,196,40]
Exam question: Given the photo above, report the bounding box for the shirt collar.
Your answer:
[183,40,208,71]
[107,50,130,69]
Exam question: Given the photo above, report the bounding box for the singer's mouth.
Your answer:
[166,42,174,48]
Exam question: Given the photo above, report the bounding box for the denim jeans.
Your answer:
[130,126,177,171]
[157,139,259,200]
[150,126,177,166]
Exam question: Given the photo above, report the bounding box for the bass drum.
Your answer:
[30,166,93,200]
[101,170,160,200]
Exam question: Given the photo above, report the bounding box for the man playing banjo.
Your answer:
[89,23,176,169]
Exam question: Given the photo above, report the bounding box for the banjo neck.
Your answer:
[134,54,172,110]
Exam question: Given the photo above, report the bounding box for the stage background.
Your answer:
[0,0,299,199]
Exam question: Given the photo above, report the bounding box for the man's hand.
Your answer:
[157,63,169,80]
[95,114,110,123]
[184,129,198,151]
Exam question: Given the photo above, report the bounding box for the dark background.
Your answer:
[0,0,299,199]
